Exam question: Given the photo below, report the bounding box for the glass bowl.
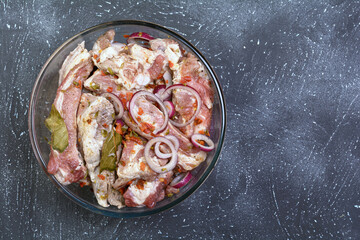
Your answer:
[28,20,226,218]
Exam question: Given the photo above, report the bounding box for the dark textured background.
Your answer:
[1,0,360,239]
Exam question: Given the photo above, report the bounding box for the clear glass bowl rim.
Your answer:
[28,20,226,218]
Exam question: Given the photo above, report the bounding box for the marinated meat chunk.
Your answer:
[92,32,170,91]
[172,53,214,136]
[123,172,173,208]
[131,95,165,133]
[150,38,183,67]
[173,53,214,109]
[148,55,165,79]
[115,139,156,187]
[92,29,115,55]
[47,42,93,185]
[77,93,115,207]
[84,69,121,95]
[177,148,207,171]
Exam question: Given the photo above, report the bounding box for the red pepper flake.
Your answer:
[138,107,144,115]
[98,174,105,180]
[79,182,86,187]
[157,73,164,80]
[106,87,113,93]
[169,61,174,68]
[119,93,128,110]
[86,119,92,124]
[93,54,98,59]
[114,75,119,79]
[136,179,145,190]
[140,162,146,171]
[126,92,133,101]
[129,136,143,145]
[136,116,141,122]
[194,118,203,125]
[123,34,130,38]
[120,160,126,167]
[197,140,206,146]
[127,180,133,185]
[103,123,109,128]
[119,187,125,195]
[115,123,123,135]
[101,70,107,76]
[180,76,192,84]
[130,150,136,154]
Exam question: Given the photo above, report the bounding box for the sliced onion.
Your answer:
[164,135,179,150]
[191,134,214,152]
[164,100,175,118]
[101,93,124,119]
[153,85,166,98]
[127,32,154,44]
[170,172,192,188]
[129,90,168,134]
[162,84,202,127]
[154,135,179,159]
[116,119,125,127]
[144,137,177,173]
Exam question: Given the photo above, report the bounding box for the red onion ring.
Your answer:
[144,137,177,173]
[190,134,214,152]
[154,135,179,159]
[170,172,192,188]
[153,85,166,98]
[116,119,125,127]
[129,90,168,134]
[164,100,175,118]
[127,32,154,44]
[162,84,202,127]
[101,93,124,119]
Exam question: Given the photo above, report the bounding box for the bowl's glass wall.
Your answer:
[29,21,226,217]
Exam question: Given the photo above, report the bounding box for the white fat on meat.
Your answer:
[177,149,207,171]
[116,140,155,182]
[58,42,90,86]
[77,93,123,207]
[126,180,159,206]
[47,42,93,185]
[150,38,182,69]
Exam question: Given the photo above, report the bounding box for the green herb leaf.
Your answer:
[100,130,122,172]
[107,67,114,75]
[90,82,100,90]
[45,104,69,152]
[101,129,108,137]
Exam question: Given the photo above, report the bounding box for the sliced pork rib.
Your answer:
[115,139,157,188]
[172,53,214,136]
[77,93,118,207]
[47,42,93,185]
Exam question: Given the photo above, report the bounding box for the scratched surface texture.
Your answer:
[1,0,359,239]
